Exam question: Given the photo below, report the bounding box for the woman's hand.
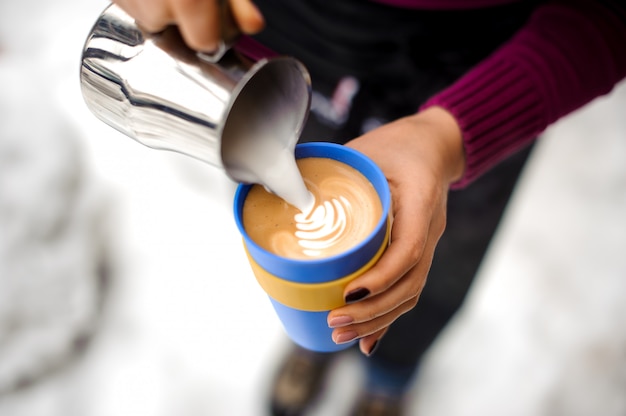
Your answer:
[112,0,264,51]
[328,106,466,356]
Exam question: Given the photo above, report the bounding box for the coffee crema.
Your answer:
[243,157,383,260]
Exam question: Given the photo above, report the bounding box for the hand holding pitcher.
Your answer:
[112,0,264,52]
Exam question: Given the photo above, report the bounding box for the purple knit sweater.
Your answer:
[239,1,626,188]
[381,0,626,188]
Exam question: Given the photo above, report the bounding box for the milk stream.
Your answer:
[223,130,314,213]
[255,147,315,214]
[228,135,351,257]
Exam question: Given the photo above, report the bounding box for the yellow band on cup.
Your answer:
[246,219,390,312]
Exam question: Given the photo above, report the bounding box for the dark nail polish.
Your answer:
[345,287,370,304]
[366,340,380,356]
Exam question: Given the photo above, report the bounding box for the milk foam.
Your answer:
[294,196,350,257]
[242,157,382,260]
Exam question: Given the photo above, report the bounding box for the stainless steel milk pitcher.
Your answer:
[80,4,311,183]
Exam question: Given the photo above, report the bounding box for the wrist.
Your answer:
[413,106,465,185]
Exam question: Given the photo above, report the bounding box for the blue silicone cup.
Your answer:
[270,300,352,352]
[234,142,391,283]
[233,142,391,351]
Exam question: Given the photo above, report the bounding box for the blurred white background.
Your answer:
[0,1,625,415]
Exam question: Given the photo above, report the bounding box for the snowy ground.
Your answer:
[1,1,625,415]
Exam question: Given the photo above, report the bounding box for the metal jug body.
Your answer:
[80,4,311,183]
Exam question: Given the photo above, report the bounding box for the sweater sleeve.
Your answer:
[421,0,626,189]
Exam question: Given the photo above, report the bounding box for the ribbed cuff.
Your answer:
[421,50,546,189]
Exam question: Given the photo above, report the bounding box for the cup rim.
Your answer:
[233,142,391,283]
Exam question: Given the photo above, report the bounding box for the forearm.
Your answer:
[422,0,626,188]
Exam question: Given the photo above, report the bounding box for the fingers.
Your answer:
[171,0,221,51]
[328,264,430,346]
[344,212,428,300]
[172,0,264,51]
[230,0,265,34]
[114,0,174,33]
[327,186,446,353]
[112,0,265,52]
[340,175,443,308]
[359,328,388,356]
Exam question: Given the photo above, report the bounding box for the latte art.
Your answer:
[243,157,382,260]
[295,196,350,257]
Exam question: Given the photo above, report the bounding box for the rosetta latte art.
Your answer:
[295,196,350,257]
[243,157,382,260]
[285,173,380,259]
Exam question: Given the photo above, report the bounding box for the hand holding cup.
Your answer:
[234,142,391,352]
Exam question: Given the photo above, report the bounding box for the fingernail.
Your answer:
[366,340,379,357]
[333,330,358,344]
[328,315,353,328]
[345,288,370,304]
[249,3,265,24]
[240,4,265,34]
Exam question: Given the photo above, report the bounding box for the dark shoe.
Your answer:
[269,345,334,416]
[350,392,405,416]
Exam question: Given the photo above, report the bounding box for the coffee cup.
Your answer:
[233,142,391,352]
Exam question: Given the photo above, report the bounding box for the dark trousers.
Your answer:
[253,0,539,392]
